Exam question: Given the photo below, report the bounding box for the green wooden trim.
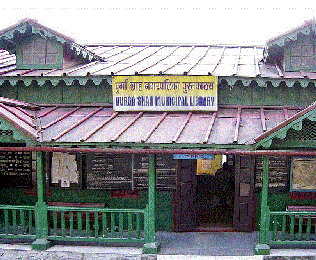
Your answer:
[271,139,316,149]
[42,141,252,150]
[147,154,156,244]
[254,107,316,149]
[48,236,145,243]
[259,156,269,245]
[0,77,111,88]
[267,24,313,48]
[0,118,36,146]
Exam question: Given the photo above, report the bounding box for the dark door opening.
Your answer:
[195,160,235,232]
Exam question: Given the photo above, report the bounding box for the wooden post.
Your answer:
[143,154,161,254]
[32,151,52,250]
[254,155,270,255]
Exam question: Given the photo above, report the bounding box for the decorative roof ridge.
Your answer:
[266,19,315,47]
[0,96,39,110]
[254,101,316,143]
[85,43,266,48]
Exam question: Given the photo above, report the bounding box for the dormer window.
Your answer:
[16,36,63,69]
[284,35,316,72]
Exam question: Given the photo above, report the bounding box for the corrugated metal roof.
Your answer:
[0,97,308,146]
[0,44,315,80]
[35,104,304,145]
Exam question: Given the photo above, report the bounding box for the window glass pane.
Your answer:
[46,54,57,64]
[33,54,45,64]
[291,44,301,55]
[23,41,34,53]
[302,44,313,56]
[34,39,46,53]
[47,42,58,53]
[290,56,302,69]
[22,54,33,64]
[302,57,315,68]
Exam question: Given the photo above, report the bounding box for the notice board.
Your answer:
[86,153,133,189]
[255,156,289,193]
[0,151,32,188]
[85,153,177,190]
[133,154,177,189]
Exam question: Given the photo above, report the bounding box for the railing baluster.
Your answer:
[290,215,295,241]
[61,211,65,237]
[69,211,74,237]
[136,212,141,239]
[4,209,8,235]
[306,215,312,241]
[128,212,132,239]
[281,215,286,241]
[111,212,115,238]
[298,215,303,241]
[20,210,25,235]
[86,211,90,237]
[78,212,82,237]
[94,211,99,238]
[53,211,57,236]
[12,210,17,235]
[28,210,33,235]
[272,215,277,241]
[102,212,107,238]
[119,212,123,238]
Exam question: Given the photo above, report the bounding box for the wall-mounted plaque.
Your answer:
[255,156,289,193]
[86,153,133,190]
[0,151,32,188]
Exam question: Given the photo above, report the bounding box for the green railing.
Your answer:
[267,208,316,245]
[47,205,149,243]
[0,205,36,239]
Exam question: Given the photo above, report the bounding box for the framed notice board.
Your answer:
[133,154,177,190]
[0,151,32,188]
[48,152,82,189]
[255,156,290,193]
[86,153,133,190]
[291,157,316,191]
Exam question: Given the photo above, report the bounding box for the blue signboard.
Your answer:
[172,154,215,160]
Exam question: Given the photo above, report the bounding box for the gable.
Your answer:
[265,19,316,72]
[254,101,316,149]
[0,18,103,70]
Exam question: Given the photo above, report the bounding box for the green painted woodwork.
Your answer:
[255,156,270,255]
[0,118,36,147]
[16,35,63,70]
[256,109,316,149]
[0,76,315,106]
[0,188,174,232]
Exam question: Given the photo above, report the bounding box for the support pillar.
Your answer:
[32,151,52,250]
[254,155,270,255]
[143,154,161,254]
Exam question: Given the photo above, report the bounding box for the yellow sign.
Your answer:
[197,155,222,176]
[112,76,217,111]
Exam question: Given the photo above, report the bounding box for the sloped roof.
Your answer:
[254,101,316,148]
[36,104,303,146]
[0,97,38,140]
[0,19,315,87]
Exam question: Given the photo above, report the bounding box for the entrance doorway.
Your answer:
[174,155,255,232]
[195,160,235,231]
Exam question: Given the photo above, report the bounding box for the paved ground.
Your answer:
[0,232,315,259]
